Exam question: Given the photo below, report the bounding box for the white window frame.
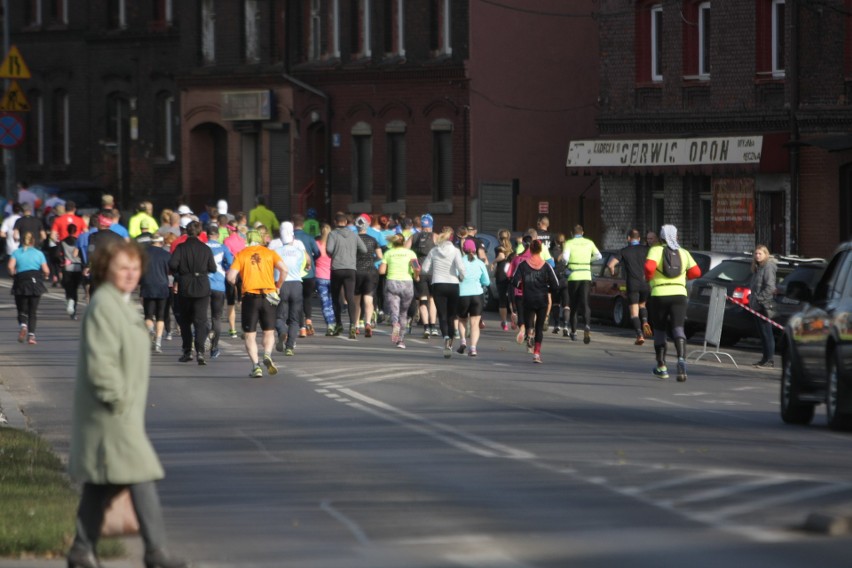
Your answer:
[30,0,43,26]
[330,0,340,58]
[309,0,322,60]
[35,94,44,165]
[61,93,70,165]
[360,0,372,58]
[245,0,260,63]
[698,2,710,79]
[397,0,405,56]
[165,0,173,24]
[201,0,216,65]
[114,0,127,29]
[165,96,175,162]
[650,4,663,82]
[771,0,786,78]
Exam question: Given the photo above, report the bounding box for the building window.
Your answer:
[309,0,322,61]
[636,2,663,83]
[51,90,69,166]
[330,0,341,58]
[25,0,42,26]
[771,0,785,77]
[651,5,663,81]
[698,2,710,77]
[201,0,216,65]
[26,91,44,166]
[47,0,68,25]
[383,0,404,56]
[431,119,453,202]
[245,0,260,63]
[153,0,173,26]
[352,122,373,203]
[682,1,709,79]
[108,0,126,29]
[350,0,371,58]
[386,121,406,202]
[429,0,451,56]
[156,92,176,162]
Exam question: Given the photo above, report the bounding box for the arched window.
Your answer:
[431,119,452,202]
[351,122,372,203]
[52,89,69,165]
[156,91,176,161]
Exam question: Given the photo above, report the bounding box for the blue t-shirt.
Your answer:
[459,257,491,297]
[206,241,234,292]
[13,247,47,272]
[109,223,129,238]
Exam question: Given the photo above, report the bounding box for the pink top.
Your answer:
[224,232,246,256]
[508,250,531,296]
[315,241,332,280]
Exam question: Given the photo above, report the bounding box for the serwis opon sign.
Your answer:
[566,136,763,168]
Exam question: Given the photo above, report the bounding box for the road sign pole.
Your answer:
[3,0,15,203]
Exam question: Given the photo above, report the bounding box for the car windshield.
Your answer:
[704,260,753,282]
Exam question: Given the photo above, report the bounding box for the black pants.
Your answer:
[178,295,210,355]
[431,282,460,339]
[331,269,357,327]
[209,291,225,350]
[567,280,591,332]
[301,277,316,322]
[524,304,548,346]
[62,270,83,304]
[649,295,688,346]
[15,295,41,332]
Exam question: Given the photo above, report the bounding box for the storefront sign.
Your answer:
[538,201,549,214]
[566,136,763,168]
[713,178,755,233]
[221,90,272,121]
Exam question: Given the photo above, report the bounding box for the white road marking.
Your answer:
[701,483,852,520]
[320,500,372,547]
[235,429,284,463]
[668,477,790,506]
[624,471,729,495]
[673,392,709,397]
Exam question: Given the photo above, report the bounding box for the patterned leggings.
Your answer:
[384,280,414,335]
[316,278,335,325]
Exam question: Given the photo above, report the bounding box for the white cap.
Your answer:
[180,216,192,229]
[217,200,228,215]
[177,205,193,215]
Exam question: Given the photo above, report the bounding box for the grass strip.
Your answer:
[0,427,122,559]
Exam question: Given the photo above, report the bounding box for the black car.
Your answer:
[780,241,852,429]
[685,256,824,346]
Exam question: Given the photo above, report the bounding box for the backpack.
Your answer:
[413,231,434,259]
[660,246,683,278]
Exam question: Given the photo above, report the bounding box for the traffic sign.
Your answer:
[0,82,30,112]
[0,113,25,149]
[0,46,31,79]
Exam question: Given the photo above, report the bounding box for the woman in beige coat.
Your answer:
[67,239,187,568]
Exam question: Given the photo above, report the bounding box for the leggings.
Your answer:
[330,269,357,327]
[62,271,83,304]
[431,282,460,339]
[209,291,225,350]
[524,304,548,346]
[384,279,414,334]
[276,281,304,349]
[15,295,41,332]
[567,280,591,332]
[316,278,335,325]
[301,277,315,322]
[649,295,688,346]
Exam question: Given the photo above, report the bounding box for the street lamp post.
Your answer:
[2,0,16,202]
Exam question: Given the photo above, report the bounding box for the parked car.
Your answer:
[685,255,825,346]
[28,181,106,217]
[779,241,852,429]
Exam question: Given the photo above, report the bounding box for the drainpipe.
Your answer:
[788,1,800,255]
[282,73,332,221]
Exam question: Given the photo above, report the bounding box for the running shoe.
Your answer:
[510,313,518,330]
[469,346,477,357]
[153,343,163,354]
[583,329,591,344]
[17,325,27,343]
[533,353,542,364]
[250,364,263,378]
[178,352,193,362]
[527,337,534,354]
[642,322,653,338]
[454,330,460,339]
[391,324,401,344]
[431,327,440,337]
[516,329,525,344]
[299,328,307,338]
[210,348,220,359]
[653,366,669,380]
[676,359,688,382]
[397,341,407,349]
[332,325,341,336]
[197,356,207,366]
[552,326,560,334]
[457,342,466,354]
[326,325,336,336]
[569,332,577,341]
[443,337,452,358]
[423,327,431,339]
[365,324,373,338]
[27,333,37,345]
[263,354,278,375]
[285,348,295,357]
[635,335,645,346]
[165,331,173,341]
[275,333,285,352]
[305,320,315,336]
[348,326,357,339]
[479,320,485,330]
[66,299,75,316]
[501,321,509,331]
[228,329,239,338]
[204,331,213,354]
[563,328,570,337]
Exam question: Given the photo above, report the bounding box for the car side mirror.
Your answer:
[786,280,812,303]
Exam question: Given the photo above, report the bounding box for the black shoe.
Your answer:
[144,549,189,568]
[67,548,101,568]
[754,359,775,368]
[178,352,193,363]
[197,356,206,366]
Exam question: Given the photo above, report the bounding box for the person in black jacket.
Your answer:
[140,235,172,353]
[168,221,216,364]
[511,239,560,364]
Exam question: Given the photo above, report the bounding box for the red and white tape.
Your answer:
[726,296,784,331]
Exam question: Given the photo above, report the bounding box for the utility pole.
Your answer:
[2,0,15,202]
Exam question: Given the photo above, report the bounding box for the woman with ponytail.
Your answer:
[510,239,560,363]
[8,231,50,344]
[456,238,490,356]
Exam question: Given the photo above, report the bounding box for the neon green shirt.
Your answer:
[646,246,697,297]
[561,237,601,281]
[381,247,417,281]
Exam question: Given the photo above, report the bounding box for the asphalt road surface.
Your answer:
[2,281,851,568]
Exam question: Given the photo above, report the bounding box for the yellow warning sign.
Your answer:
[0,82,31,112]
[0,46,31,80]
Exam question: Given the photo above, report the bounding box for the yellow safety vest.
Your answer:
[562,237,600,282]
[647,246,696,297]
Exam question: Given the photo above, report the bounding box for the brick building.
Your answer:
[568,0,852,259]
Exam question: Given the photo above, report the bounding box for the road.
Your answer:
[2,281,851,568]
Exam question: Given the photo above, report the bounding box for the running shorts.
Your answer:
[241,293,277,332]
[457,295,483,318]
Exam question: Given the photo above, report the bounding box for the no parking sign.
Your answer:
[0,113,25,149]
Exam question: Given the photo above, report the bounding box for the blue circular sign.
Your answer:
[0,113,25,149]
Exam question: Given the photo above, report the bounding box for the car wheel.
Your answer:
[612,297,626,327]
[780,351,815,425]
[720,332,741,347]
[826,352,852,431]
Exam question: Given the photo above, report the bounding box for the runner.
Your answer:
[316,223,337,335]
[507,235,532,343]
[456,239,490,357]
[607,228,652,344]
[268,222,308,356]
[421,226,466,358]
[379,234,419,348]
[205,226,234,359]
[60,224,84,320]
[511,239,560,363]
[223,221,246,338]
[406,214,438,338]
[8,231,50,345]
[139,235,171,353]
[292,214,321,337]
[226,230,287,378]
[353,214,382,338]
[326,212,367,338]
[560,224,601,343]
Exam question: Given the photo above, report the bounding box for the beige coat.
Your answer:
[69,282,164,484]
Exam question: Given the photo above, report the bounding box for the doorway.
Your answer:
[188,123,228,212]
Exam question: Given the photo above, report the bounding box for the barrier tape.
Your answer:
[726,295,784,331]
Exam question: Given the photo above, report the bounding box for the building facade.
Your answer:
[569,0,852,259]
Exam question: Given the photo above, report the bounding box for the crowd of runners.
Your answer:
[1,185,704,380]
